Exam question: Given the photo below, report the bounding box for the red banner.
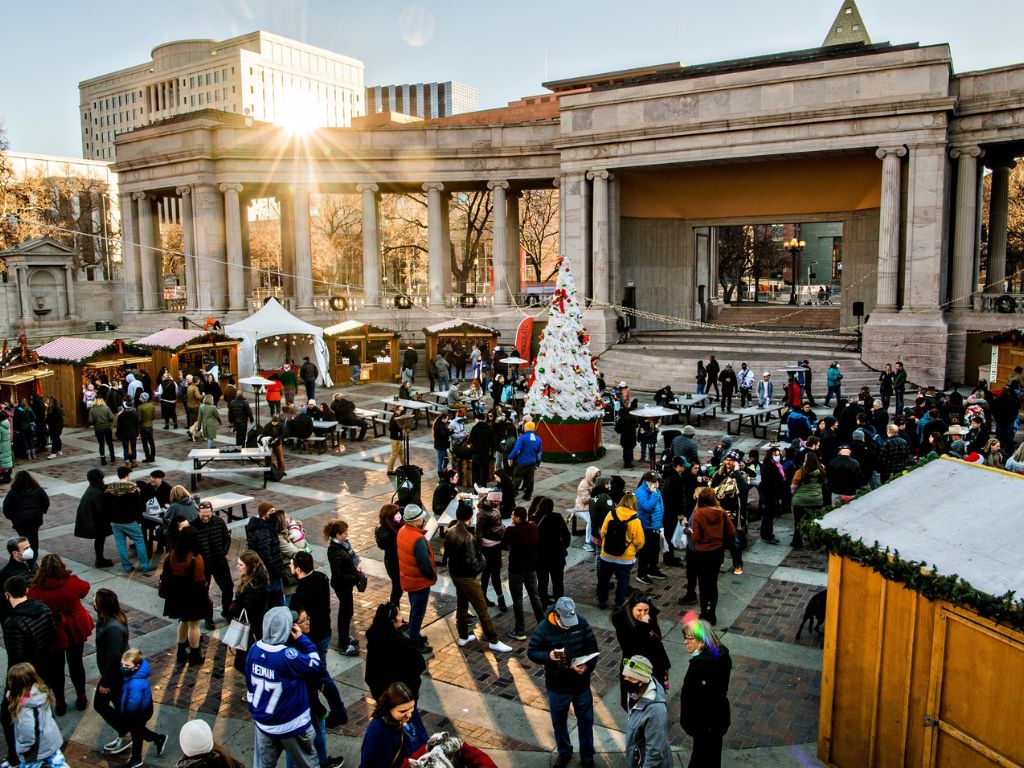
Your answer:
[515,316,534,361]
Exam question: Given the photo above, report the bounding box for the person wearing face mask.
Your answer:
[709,451,748,576]
[622,655,671,768]
[360,682,428,768]
[679,616,733,768]
[634,472,666,585]
[374,504,405,607]
[612,593,670,712]
[0,538,36,616]
[757,446,786,545]
[74,468,114,568]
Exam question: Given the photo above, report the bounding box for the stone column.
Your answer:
[192,183,228,312]
[133,192,160,311]
[488,181,509,304]
[64,264,77,318]
[507,191,521,301]
[874,147,907,311]
[424,182,447,305]
[609,176,622,306]
[440,192,452,295]
[221,183,245,311]
[357,183,381,306]
[15,267,29,321]
[278,193,295,299]
[176,186,198,311]
[119,191,141,311]
[986,159,1015,294]
[293,187,314,311]
[587,170,611,305]
[949,147,983,308]
[903,144,952,311]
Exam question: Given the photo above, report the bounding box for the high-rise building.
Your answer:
[365,81,478,120]
[79,31,365,160]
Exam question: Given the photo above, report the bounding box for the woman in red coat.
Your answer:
[28,554,95,714]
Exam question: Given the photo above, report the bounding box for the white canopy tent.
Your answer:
[225,298,333,386]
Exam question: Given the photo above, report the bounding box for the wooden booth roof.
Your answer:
[323,320,399,338]
[35,337,151,366]
[818,457,1024,599]
[423,319,500,336]
[134,328,239,351]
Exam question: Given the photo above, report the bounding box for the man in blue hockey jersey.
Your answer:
[246,606,324,768]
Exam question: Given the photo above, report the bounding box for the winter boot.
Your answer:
[176,642,188,664]
[187,645,205,666]
[497,595,508,614]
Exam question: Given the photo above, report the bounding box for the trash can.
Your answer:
[394,464,423,508]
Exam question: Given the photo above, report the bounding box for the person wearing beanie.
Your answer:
[710,435,734,468]
[396,504,437,654]
[245,607,322,768]
[175,719,246,768]
[622,654,670,768]
[756,372,774,408]
[718,363,738,413]
[444,502,514,653]
[509,421,543,501]
[738,362,755,408]
[670,426,699,468]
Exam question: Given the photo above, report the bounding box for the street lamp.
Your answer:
[784,237,806,305]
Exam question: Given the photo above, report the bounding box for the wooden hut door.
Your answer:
[922,608,1024,768]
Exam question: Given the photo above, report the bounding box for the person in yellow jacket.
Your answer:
[597,492,646,610]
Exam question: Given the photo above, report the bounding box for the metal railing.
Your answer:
[973,293,1024,314]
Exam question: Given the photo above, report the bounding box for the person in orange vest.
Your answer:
[396,504,437,655]
[265,376,283,417]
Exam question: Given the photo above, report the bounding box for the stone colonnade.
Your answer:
[120,179,567,314]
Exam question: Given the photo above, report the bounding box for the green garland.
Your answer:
[143,332,239,353]
[38,342,152,365]
[800,456,1024,631]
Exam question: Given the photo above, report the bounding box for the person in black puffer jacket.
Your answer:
[325,519,362,655]
[375,504,403,607]
[227,392,253,447]
[246,503,284,606]
[532,497,571,606]
[2,471,49,554]
[364,602,426,701]
[192,501,233,625]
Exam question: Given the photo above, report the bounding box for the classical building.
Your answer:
[79,31,365,160]
[110,9,1024,387]
[365,81,479,119]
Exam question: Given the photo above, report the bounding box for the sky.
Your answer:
[2,0,1022,158]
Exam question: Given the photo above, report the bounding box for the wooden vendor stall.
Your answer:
[812,457,1024,768]
[135,329,239,383]
[422,320,499,368]
[34,337,152,427]
[983,329,1024,392]
[323,320,400,383]
[0,345,56,406]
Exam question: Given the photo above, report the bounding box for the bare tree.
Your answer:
[716,225,752,304]
[983,164,1024,291]
[311,193,362,293]
[448,190,492,292]
[380,194,429,295]
[0,129,16,251]
[520,188,559,283]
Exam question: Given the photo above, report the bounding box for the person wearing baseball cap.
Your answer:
[622,654,670,768]
[527,596,599,768]
[710,448,748,575]
[396,504,437,654]
[509,420,543,501]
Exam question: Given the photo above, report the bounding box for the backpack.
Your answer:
[603,508,637,557]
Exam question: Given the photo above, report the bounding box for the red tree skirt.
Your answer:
[534,419,605,462]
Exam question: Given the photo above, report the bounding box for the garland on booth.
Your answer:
[800,457,1024,631]
[144,332,239,353]
[37,340,151,365]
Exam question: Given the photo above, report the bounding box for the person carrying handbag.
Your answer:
[325,519,364,657]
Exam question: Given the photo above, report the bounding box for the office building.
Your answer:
[365,81,478,119]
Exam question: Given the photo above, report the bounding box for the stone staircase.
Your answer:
[595,328,883,395]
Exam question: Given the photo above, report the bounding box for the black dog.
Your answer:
[796,589,827,640]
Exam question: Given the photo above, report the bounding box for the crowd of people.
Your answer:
[0,345,1019,768]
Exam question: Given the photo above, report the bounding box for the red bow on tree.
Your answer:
[542,385,556,397]
[553,288,568,314]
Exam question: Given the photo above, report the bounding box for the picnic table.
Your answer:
[725,404,786,438]
[378,397,433,428]
[311,419,338,451]
[188,447,271,491]
[669,393,715,424]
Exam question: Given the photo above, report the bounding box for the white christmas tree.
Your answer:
[525,257,605,422]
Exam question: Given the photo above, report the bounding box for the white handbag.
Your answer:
[221,609,250,652]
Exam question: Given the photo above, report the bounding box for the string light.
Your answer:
[12,215,1021,343]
